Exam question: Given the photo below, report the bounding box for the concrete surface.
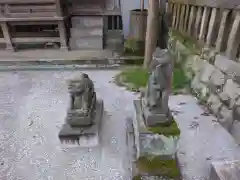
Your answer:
[170,95,240,180]
[0,70,136,180]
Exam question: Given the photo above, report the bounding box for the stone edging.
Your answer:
[170,35,240,145]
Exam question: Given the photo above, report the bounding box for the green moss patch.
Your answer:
[124,38,145,56]
[115,65,190,93]
[148,120,180,137]
[136,156,180,179]
[115,66,149,91]
[172,67,190,92]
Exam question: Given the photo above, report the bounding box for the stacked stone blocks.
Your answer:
[170,36,240,144]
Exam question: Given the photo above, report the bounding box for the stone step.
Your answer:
[71,16,103,28]
[70,27,103,38]
[70,36,103,50]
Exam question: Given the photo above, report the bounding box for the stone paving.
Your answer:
[0,70,136,180]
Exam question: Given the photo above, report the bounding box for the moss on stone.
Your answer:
[136,156,180,179]
[148,120,180,137]
[171,29,202,55]
[132,175,141,180]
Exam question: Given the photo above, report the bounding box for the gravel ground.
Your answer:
[1,70,240,180]
[170,95,240,180]
[0,70,137,180]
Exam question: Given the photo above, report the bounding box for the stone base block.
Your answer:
[139,103,173,127]
[210,160,240,180]
[58,99,103,146]
[66,110,93,126]
[133,100,178,159]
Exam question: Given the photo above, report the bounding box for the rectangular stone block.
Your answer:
[207,94,222,115]
[70,36,103,50]
[222,79,240,108]
[71,16,103,28]
[70,27,103,38]
[199,62,215,84]
[214,55,240,84]
[210,160,240,180]
[59,100,103,138]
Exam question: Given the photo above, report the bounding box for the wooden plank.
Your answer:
[12,37,60,43]
[0,16,64,22]
[0,0,55,4]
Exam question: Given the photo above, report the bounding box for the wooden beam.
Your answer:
[143,0,159,68]
[199,6,210,41]
[206,8,217,47]
[1,22,14,51]
[216,9,230,52]
[226,13,240,60]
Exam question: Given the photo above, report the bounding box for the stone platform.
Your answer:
[210,160,240,180]
[133,100,178,160]
[58,99,103,147]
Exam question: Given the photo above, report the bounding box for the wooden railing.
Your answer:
[168,1,240,61]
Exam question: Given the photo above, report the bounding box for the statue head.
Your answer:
[150,48,172,71]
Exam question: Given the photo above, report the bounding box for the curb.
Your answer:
[0,64,122,71]
[0,56,144,67]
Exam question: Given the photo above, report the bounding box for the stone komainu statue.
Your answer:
[141,48,173,126]
[67,73,96,126]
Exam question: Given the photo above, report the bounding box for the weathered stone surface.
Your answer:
[219,106,233,131]
[214,55,240,84]
[183,55,206,78]
[191,75,209,99]
[199,62,215,84]
[222,79,240,108]
[207,94,222,115]
[231,121,240,145]
[140,134,178,158]
[233,105,240,121]
[209,68,225,87]
[210,160,240,180]
[218,92,231,107]
[201,47,217,63]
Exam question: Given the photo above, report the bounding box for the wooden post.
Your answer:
[55,0,63,16]
[1,22,14,51]
[226,13,240,60]
[194,6,202,39]
[216,9,230,52]
[58,21,68,51]
[143,0,160,69]
[206,8,217,47]
[183,4,190,32]
[187,5,197,35]
[199,6,210,41]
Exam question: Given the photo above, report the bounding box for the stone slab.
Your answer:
[71,16,103,28]
[70,27,103,38]
[58,99,103,138]
[70,36,103,50]
[214,55,240,84]
[210,160,240,180]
